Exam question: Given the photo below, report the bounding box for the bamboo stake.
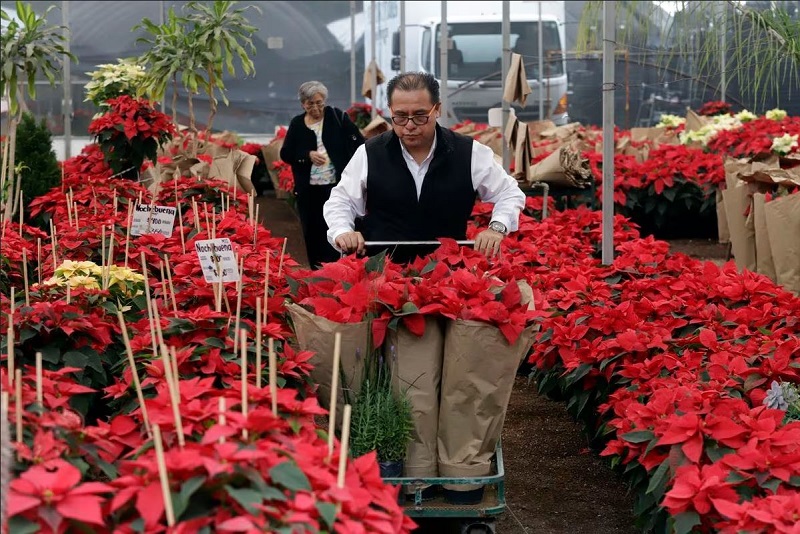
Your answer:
[277,238,288,279]
[113,190,118,216]
[100,226,107,289]
[66,284,71,304]
[6,322,14,388]
[49,220,58,271]
[240,328,248,440]
[218,397,226,444]
[203,203,211,237]
[268,338,277,417]
[337,405,352,488]
[248,193,254,226]
[263,251,270,326]
[233,256,244,354]
[164,256,178,314]
[91,187,98,216]
[213,261,223,313]
[36,238,42,285]
[158,343,184,448]
[66,190,74,228]
[105,228,115,291]
[124,203,133,268]
[18,189,23,238]
[141,253,159,360]
[255,298,262,389]
[73,201,80,232]
[192,199,200,233]
[328,332,342,457]
[117,310,152,438]
[151,424,175,527]
[177,202,186,255]
[169,346,181,415]
[253,204,260,245]
[21,249,29,307]
[14,370,22,443]
[159,261,167,306]
[35,352,42,406]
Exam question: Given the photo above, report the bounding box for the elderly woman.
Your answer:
[280,81,365,268]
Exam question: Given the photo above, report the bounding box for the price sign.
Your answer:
[194,238,240,283]
[131,204,177,237]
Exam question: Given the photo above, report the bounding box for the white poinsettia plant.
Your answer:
[655,114,685,129]
[42,260,146,300]
[679,113,743,147]
[765,108,787,121]
[771,134,799,155]
[84,59,147,108]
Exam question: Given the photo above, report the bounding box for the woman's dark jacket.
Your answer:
[279,106,364,195]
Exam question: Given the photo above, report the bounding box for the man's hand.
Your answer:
[335,231,366,256]
[309,150,328,166]
[474,228,504,257]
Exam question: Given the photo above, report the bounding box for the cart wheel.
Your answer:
[460,519,496,534]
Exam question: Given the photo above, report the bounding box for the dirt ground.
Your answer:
[256,195,729,533]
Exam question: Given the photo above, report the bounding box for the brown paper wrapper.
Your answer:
[716,188,730,244]
[527,144,593,188]
[438,320,534,491]
[502,53,532,107]
[723,183,757,272]
[387,318,445,483]
[362,60,386,100]
[286,303,368,426]
[764,193,800,295]
[361,116,392,139]
[752,193,777,282]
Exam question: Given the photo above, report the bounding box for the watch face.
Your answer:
[490,222,507,234]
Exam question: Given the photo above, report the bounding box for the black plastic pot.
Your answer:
[378,460,404,478]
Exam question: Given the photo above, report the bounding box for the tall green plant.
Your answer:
[14,112,60,221]
[0,1,75,220]
[577,1,800,110]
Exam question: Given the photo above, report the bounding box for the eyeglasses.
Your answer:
[304,100,326,108]
[390,105,437,126]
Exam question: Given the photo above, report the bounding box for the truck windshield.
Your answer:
[428,21,563,81]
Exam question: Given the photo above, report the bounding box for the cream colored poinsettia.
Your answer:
[43,260,145,299]
[656,114,686,128]
[771,134,799,155]
[734,110,758,122]
[679,114,742,147]
[84,59,147,107]
[765,109,788,121]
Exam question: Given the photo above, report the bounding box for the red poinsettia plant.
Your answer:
[88,95,177,178]
[697,100,733,116]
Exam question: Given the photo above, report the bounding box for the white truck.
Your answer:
[364,1,569,125]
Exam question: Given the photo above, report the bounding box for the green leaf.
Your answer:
[673,511,701,534]
[6,516,39,534]
[225,486,263,514]
[39,346,61,364]
[621,430,655,444]
[174,476,206,519]
[317,502,337,529]
[269,461,311,492]
[646,461,669,499]
[62,350,89,369]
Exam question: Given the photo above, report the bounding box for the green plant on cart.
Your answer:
[348,351,414,464]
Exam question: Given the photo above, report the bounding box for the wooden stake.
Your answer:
[337,405,352,488]
[124,203,133,268]
[277,238,288,279]
[117,310,152,437]
[14,369,22,443]
[73,201,80,232]
[6,322,14,388]
[169,346,181,413]
[151,424,175,527]
[176,202,186,255]
[254,298,262,389]
[240,328,248,440]
[192,199,200,233]
[328,332,342,457]
[268,338,277,417]
[36,238,42,285]
[66,190,74,228]
[253,204,260,245]
[158,343,184,448]
[218,396,226,444]
[105,228,115,291]
[164,256,178,314]
[66,284,71,304]
[233,256,244,355]
[141,253,159,360]
[18,189,23,238]
[203,203,211,237]
[49,220,58,271]
[22,249,29,307]
[100,226,107,289]
[35,352,42,406]
[263,251,270,326]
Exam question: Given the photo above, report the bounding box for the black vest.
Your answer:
[360,126,476,250]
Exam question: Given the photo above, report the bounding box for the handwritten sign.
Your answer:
[194,238,240,283]
[130,204,177,237]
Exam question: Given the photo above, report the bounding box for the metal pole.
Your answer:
[440,1,449,126]
[371,1,377,118]
[601,0,615,265]
[62,1,71,160]
[400,1,406,72]
[502,1,511,172]
[351,1,356,104]
[720,2,727,102]
[538,1,544,120]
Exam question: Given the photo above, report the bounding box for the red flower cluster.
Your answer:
[697,101,733,116]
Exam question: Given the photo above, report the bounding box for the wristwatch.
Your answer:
[488,221,508,235]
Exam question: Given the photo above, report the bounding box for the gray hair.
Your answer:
[298,81,328,103]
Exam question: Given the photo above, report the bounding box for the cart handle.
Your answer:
[364,240,475,247]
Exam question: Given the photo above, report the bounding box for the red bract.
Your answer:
[7,459,113,530]
[662,463,739,516]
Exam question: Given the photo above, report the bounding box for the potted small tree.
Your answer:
[347,352,414,479]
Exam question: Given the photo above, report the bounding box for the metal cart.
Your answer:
[382,441,506,534]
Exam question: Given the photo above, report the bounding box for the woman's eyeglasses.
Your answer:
[304,100,326,108]
[390,104,437,126]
